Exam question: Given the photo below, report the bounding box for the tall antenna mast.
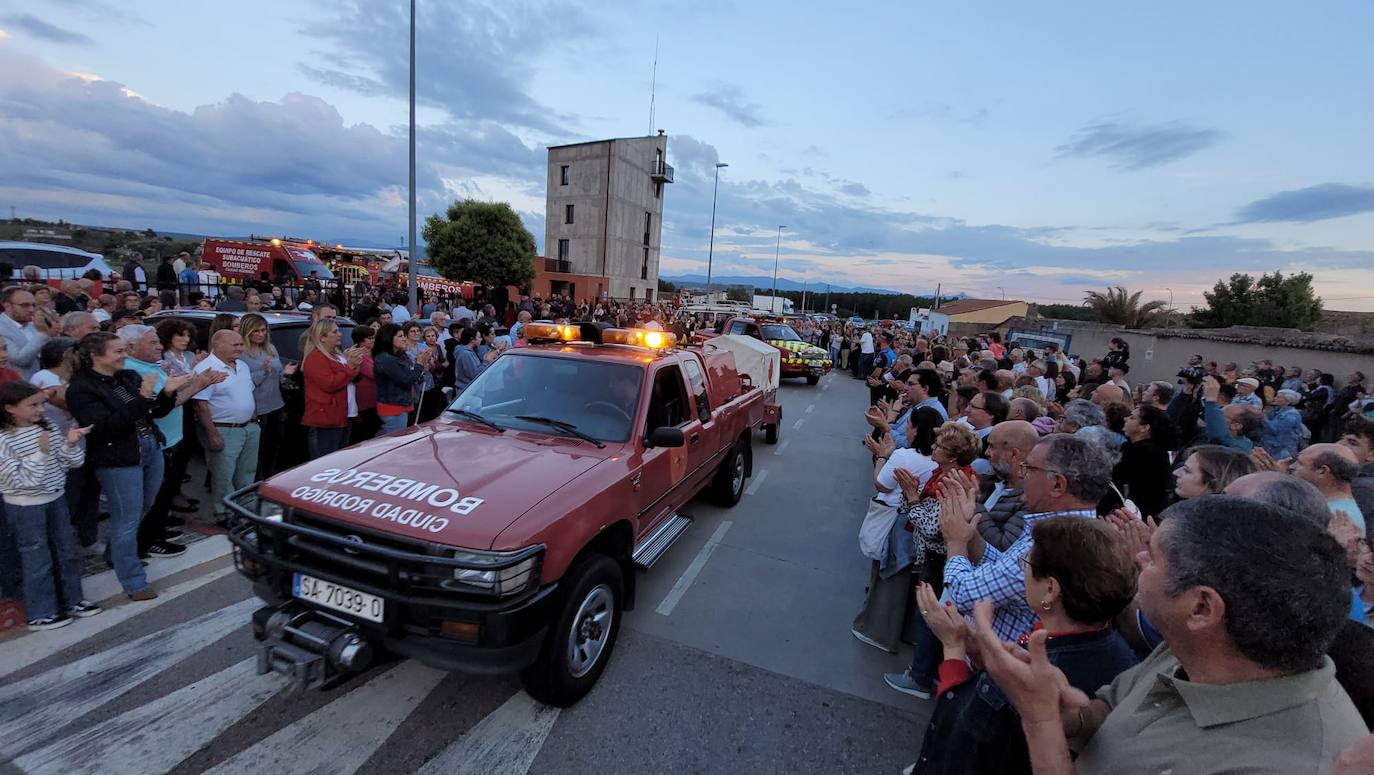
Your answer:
[648,36,659,134]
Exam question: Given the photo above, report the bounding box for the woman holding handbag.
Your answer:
[852,423,979,654]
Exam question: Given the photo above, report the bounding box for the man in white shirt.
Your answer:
[0,287,51,378]
[389,292,412,323]
[172,251,188,277]
[192,330,258,525]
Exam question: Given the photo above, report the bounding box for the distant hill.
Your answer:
[661,273,906,295]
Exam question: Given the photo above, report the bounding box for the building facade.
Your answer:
[545,132,671,301]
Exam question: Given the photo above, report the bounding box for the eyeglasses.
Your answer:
[1018,461,1064,478]
[1018,555,1035,572]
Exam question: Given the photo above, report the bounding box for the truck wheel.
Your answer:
[806,374,821,385]
[711,441,748,506]
[764,423,779,444]
[521,554,623,708]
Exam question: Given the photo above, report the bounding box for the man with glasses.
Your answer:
[0,287,51,379]
[942,434,1113,642]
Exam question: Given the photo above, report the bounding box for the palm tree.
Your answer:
[1083,287,1168,328]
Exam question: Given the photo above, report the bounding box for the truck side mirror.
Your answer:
[644,426,685,448]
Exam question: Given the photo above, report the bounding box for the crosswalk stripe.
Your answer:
[14,658,283,775]
[0,597,258,758]
[203,660,447,775]
[415,691,560,775]
[0,565,240,681]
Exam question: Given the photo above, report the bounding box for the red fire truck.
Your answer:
[226,324,781,705]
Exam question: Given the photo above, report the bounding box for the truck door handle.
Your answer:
[689,433,700,445]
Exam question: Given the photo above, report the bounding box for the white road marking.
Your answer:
[822,380,831,391]
[0,564,240,680]
[16,658,283,775]
[744,468,770,496]
[415,692,560,775]
[656,521,733,617]
[773,439,791,455]
[792,417,806,430]
[805,404,815,414]
[81,535,232,605]
[0,597,259,757]
[204,660,446,775]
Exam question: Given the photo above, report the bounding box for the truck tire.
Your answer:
[806,374,821,385]
[521,554,623,707]
[710,440,748,506]
[764,423,779,444]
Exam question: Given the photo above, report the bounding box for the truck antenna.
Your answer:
[648,36,659,135]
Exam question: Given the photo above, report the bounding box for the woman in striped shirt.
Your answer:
[0,381,98,631]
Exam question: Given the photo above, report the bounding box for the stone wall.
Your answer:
[990,317,1374,385]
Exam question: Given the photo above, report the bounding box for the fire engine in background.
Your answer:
[201,237,335,285]
[690,314,832,387]
[225,323,781,705]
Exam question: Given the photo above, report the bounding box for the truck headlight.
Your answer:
[439,548,542,597]
[258,499,286,522]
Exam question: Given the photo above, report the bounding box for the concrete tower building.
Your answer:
[544,132,671,301]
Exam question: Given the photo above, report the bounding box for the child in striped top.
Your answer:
[0,381,99,631]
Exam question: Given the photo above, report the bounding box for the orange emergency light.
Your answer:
[523,323,581,342]
[601,328,677,350]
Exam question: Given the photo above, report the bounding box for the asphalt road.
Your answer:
[0,370,931,775]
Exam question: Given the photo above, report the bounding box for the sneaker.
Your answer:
[884,671,933,699]
[850,627,896,654]
[166,514,189,526]
[147,541,187,558]
[163,529,184,539]
[170,502,197,514]
[28,615,72,632]
[128,588,158,601]
[68,601,103,618]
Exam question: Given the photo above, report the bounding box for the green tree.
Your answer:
[657,279,676,293]
[421,199,536,288]
[1191,271,1323,330]
[1033,303,1097,322]
[1083,286,1168,327]
[725,285,751,302]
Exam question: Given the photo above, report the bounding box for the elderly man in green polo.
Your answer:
[974,495,1365,775]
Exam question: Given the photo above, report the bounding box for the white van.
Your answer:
[0,241,115,282]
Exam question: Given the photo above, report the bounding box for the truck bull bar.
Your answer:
[222,484,553,688]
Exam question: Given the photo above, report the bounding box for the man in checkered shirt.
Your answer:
[942,433,1113,641]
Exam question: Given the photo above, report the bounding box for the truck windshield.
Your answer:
[448,355,643,443]
[760,324,802,341]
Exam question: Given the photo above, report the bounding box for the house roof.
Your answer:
[935,298,1025,316]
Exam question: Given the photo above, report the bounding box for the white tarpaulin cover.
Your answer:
[706,335,780,391]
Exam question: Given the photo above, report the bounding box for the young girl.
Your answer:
[0,381,98,630]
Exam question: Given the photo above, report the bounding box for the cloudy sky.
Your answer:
[3,0,1374,309]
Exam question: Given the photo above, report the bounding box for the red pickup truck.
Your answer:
[226,323,779,705]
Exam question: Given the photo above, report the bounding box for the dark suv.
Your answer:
[145,310,356,469]
[144,310,354,362]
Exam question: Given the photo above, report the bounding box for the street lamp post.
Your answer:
[997,286,1005,300]
[406,0,418,313]
[1165,287,1174,327]
[772,225,786,314]
[705,162,728,300]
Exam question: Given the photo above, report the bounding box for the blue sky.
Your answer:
[3,0,1374,309]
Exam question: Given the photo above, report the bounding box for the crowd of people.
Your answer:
[0,256,741,633]
[843,322,1374,774]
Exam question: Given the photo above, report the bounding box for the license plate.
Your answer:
[293,573,385,623]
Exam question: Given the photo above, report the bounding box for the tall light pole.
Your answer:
[705,162,727,299]
[1165,287,1174,327]
[406,0,418,312]
[997,286,1005,300]
[771,225,786,313]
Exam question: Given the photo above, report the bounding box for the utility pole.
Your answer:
[771,225,785,314]
[705,162,727,299]
[406,0,418,313]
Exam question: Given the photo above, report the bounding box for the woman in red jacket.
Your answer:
[301,319,362,458]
